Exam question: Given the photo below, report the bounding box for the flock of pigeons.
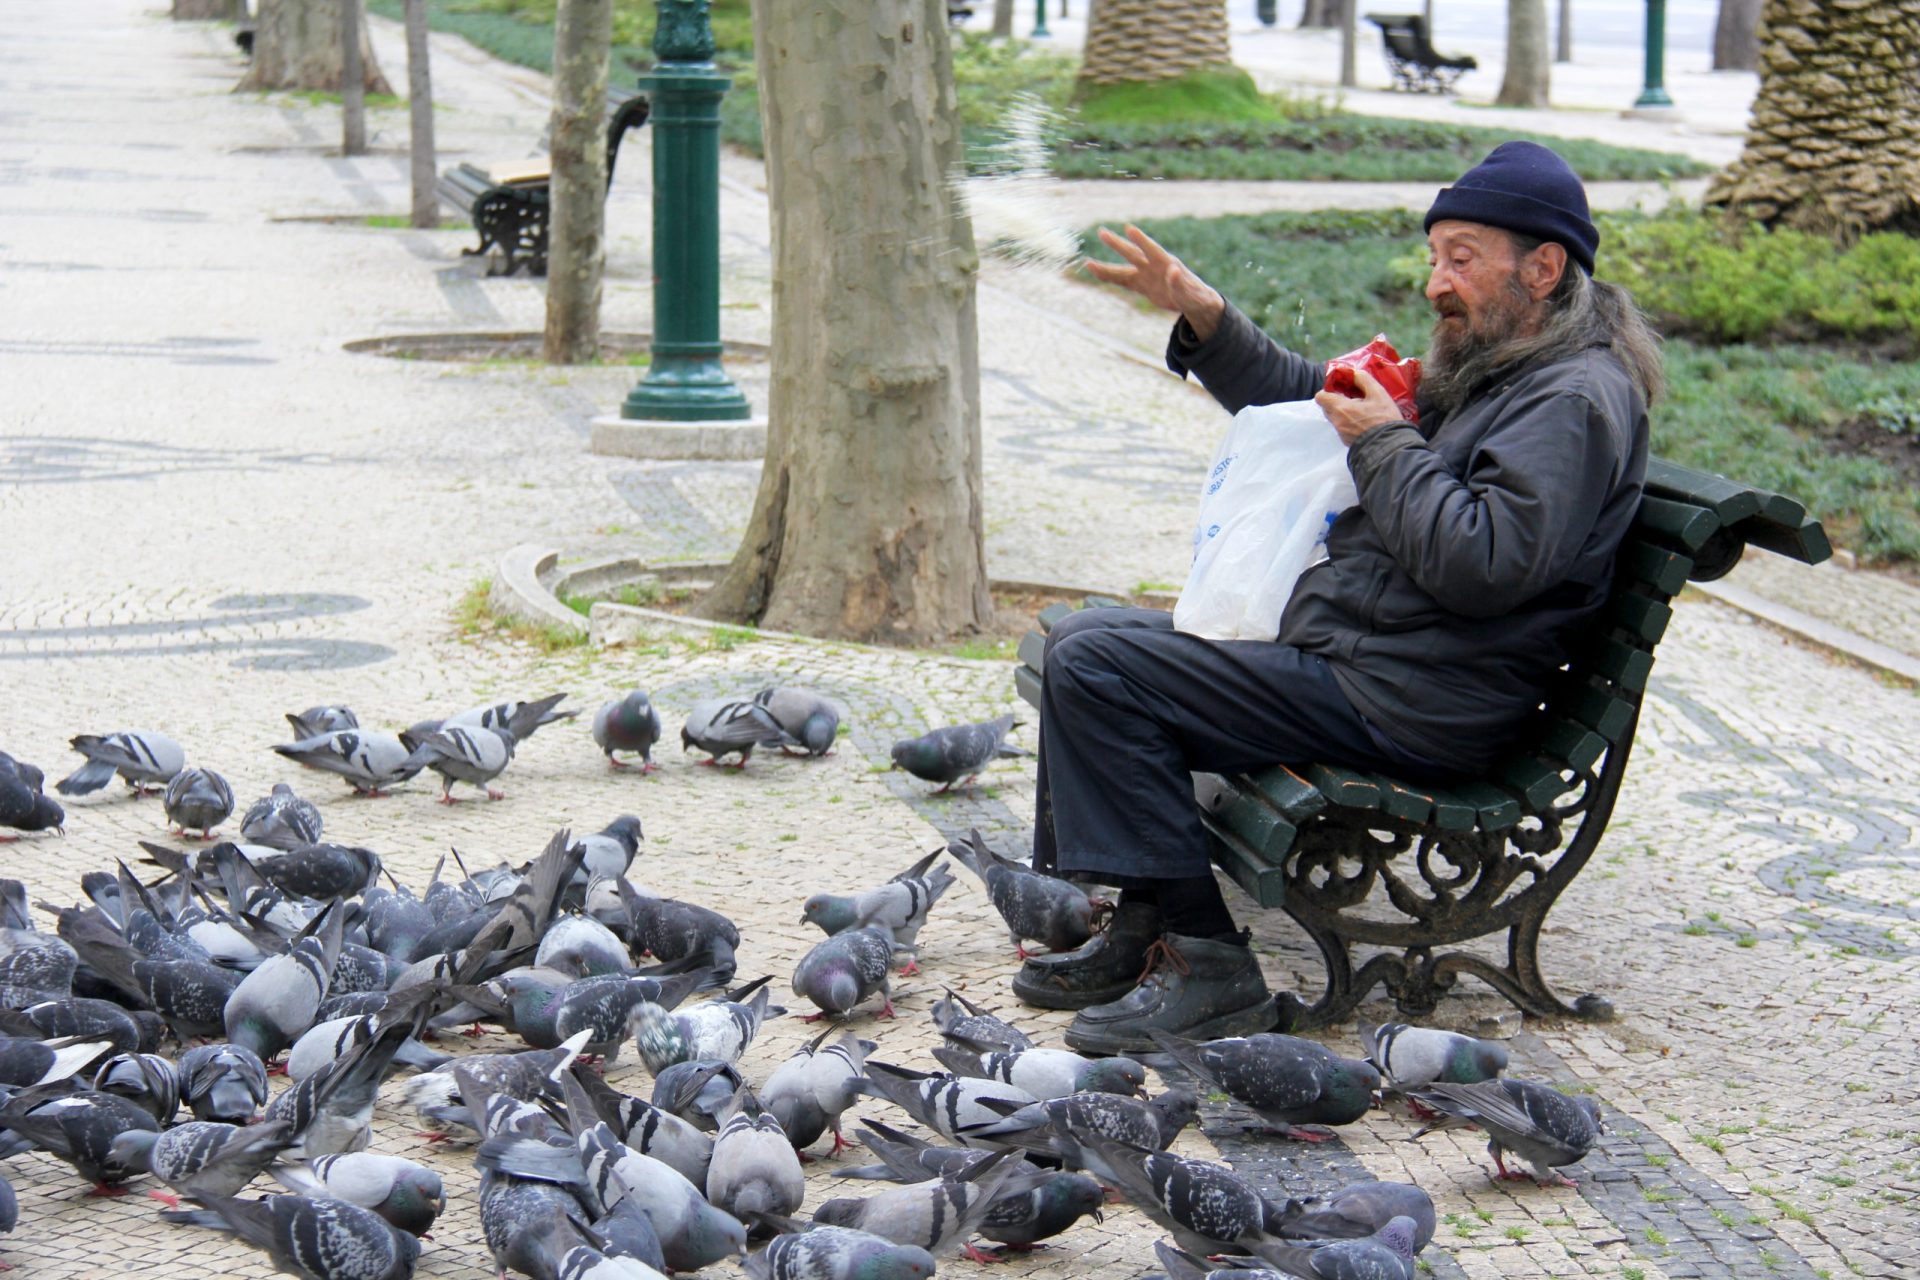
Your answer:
[0,691,1611,1280]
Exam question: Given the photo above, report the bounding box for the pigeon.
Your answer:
[269,1015,427,1158]
[566,1066,714,1186]
[629,979,779,1075]
[0,1086,162,1193]
[89,1051,180,1123]
[161,1193,421,1280]
[1361,1022,1509,1090]
[272,729,422,796]
[812,1147,1026,1260]
[285,1013,449,1084]
[594,692,664,771]
[538,915,633,979]
[1270,1181,1436,1251]
[573,816,645,885]
[761,1030,870,1155]
[947,829,1101,957]
[0,998,159,1057]
[681,698,786,767]
[0,1170,13,1259]
[742,1225,935,1280]
[957,1087,1199,1177]
[108,1118,295,1204]
[238,783,325,850]
[273,1153,447,1236]
[1162,1222,1421,1280]
[1151,1030,1380,1140]
[0,1035,113,1089]
[286,705,359,739]
[1408,1078,1605,1187]
[162,767,234,839]
[754,686,840,756]
[400,725,515,803]
[889,714,1029,791]
[652,1059,748,1133]
[800,848,956,966]
[178,1042,270,1124]
[224,901,344,1061]
[931,1042,1148,1102]
[0,753,63,838]
[792,926,896,1021]
[559,1247,669,1280]
[214,841,382,903]
[59,916,239,1039]
[477,1174,602,1280]
[554,970,715,1062]
[707,1091,806,1220]
[56,731,185,796]
[1085,1135,1283,1257]
[362,886,435,965]
[931,987,1032,1051]
[626,894,739,983]
[401,1031,592,1138]
[447,691,575,742]
[857,1062,1039,1148]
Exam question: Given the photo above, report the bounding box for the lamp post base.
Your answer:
[590,414,768,462]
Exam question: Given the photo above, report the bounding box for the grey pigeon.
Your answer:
[0,997,162,1056]
[743,1226,935,1280]
[538,914,632,979]
[1083,1135,1282,1256]
[889,714,1029,791]
[108,1118,295,1204]
[1362,1021,1509,1090]
[269,1015,425,1158]
[161,1193,421,1280]
[761,1029,870,1154]
[0,1086,161,1191]
[573,816,645,885]
[239,782,325,850]
[553,969,715,1063]
[932,987,1032,1051]
[812,1147,1025,1258]
[566,1065,714,1186]
[285,1013,449,1084]
[1152,1029,1380,1140]
[57,731,185,796]
[162,767,234,838]
[754,686,840,757]
[224,901,344,1061]
[216,841,382,902]
[629,980,779,1074]
[957,1086,1199,1177]
[400,1030,592,1138]
[57,914,238,1039]
[477,1175,600,1280]
[1271,1181,1436,1251]
[947,828,1100,957]
[272,729,422,796]
[286,705,359,739]
[652,1059,748,1132]
[626,894,739,983]
[400,725,515,803]
[0,917,78,1008]
[448,691,576,742]
[0,1169,14,1254]
[931,1042,1147,1101]
[857,1061,1039,1148]
[1247,1216,1421,1280]
[0,1035,112,1089]
[681,698,786,767]
[1408,1078,1605,1186]
[707,1090,806,1220]
[0,752,63,837]
[593,692,663,771]
[792,926,896,1021]
[90,1050,180,1122]
[178,1042,269,1124]
[800,848,955,964]
[273,1153,447,1236]
[559,1247,668,1280]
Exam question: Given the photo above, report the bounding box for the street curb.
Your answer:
[1691,577,1920,685]
[589,415,770,461]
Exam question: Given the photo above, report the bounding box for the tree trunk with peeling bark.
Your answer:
[1299,0,1337,29]
[1712,0,1764,71]
[173,0,228,18]
[1708,0,1920,238]
[543,0,612,364]
[404,0,437,228]
[340,0,367,155]
[1080,0,1231,86]
[703,0,992,645]
[1495,0,1550,107]
[239,0,391,95]
[992,0,1013,38]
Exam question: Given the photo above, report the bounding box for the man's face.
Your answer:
[1425,220,1535,348]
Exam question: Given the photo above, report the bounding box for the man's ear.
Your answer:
[1523,241,1568,300]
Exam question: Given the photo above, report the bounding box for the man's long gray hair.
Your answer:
[1417,231,1666,420]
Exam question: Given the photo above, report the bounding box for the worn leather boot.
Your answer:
[1009,899,1161,1011]
[1062,932,1276,1055]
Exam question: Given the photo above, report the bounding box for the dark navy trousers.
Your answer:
[1033,607,1441,884]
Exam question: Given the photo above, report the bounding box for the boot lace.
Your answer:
[1134,937,1191,989]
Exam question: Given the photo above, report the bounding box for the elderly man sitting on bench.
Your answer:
[1021,142,1667,1054]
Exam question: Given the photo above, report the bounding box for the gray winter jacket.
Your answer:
[1168,303,1649,770]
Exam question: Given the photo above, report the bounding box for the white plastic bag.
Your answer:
[1173,399,1357,641]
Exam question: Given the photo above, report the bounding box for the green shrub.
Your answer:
[1074,65,1286,125]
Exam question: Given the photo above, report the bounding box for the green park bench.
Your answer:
[1365,13,1478,94]
[1012,457,1830,1031]
[437,85,651,278]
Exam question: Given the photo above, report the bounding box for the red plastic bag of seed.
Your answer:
[1323,334,1422,424]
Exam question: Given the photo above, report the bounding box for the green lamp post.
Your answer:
[1633,0,1675,109]
[620,0,751,423]
[1032,0,1050,39]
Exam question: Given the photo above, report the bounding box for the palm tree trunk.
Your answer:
[1080,0,1231,86]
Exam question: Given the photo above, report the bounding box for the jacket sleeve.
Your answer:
[1345,382,1628,618]
[1166,302,1326,415]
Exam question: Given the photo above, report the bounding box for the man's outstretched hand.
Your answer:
[1315,367,1408,446]
[1083,225,1227,342]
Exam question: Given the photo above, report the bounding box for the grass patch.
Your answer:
[364,213,471,230]
[1074,64,1284,125]
[1130,208,1920,564]
[453,577,587,652]
[949,637,1019,662]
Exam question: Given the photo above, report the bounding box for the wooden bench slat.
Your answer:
[1451,780,1522,831]
[1012,664,1042,711]
[1242,764,1328,823]
[1305,763,1381,810]
[1561,681,1636,744]
[1369,774,1433,823]
[1015,630,1047,674]
[1497,756,1574,811]
[1737,512,1832,566]
[1538,720,1608,773]
[1591,637,1655,693]
[1217,791,1298,865]
[1421,784,1480,831]
[1619,540,1694,597]
[1036,603,1074,634]
[1204,820,1289,908]
[1643,457,1763,524]
[1633,495,1721,552]
[1083,594,1127,611]
[1604,591,1672,646]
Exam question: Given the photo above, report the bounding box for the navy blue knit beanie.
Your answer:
[1424,141,1599,275]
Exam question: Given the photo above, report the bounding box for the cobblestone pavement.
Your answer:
[3,5,1918,1280]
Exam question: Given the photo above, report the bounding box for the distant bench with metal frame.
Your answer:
[1013,458,1830,1031]
[436,85,650,278]
[1364,12,1478,94]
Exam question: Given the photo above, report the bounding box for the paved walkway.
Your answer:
[1,5,1917,1280]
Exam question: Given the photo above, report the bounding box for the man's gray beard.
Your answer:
[1417,274,1539,422]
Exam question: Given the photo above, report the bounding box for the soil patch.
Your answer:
[1822,414,1920,491]
[344,332,770,363]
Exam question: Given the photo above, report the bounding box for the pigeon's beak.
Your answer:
[1090,1209,1105,1225]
